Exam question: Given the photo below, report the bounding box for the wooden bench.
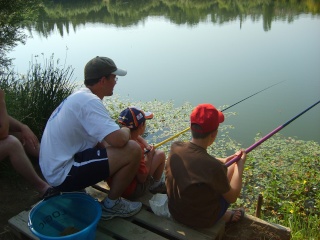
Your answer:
[8,181,225,240]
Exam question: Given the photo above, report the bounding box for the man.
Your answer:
[40,56,142,220]
[165,103,246,228]
[0,89,53,199]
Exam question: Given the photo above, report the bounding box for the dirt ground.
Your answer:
[0,161,42,240]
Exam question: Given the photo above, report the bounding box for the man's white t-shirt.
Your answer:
[39,88,119,186]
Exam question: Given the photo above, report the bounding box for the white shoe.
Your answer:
[101,198,142,220]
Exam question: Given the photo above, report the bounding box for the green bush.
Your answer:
[0,54,77,139]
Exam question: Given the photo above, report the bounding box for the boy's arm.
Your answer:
[137,135,155,172]
[0,90,9,139]
[137,135,150,149]
[222,150,247,203]
[136,136,154,183]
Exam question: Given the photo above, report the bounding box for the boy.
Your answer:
[165,103,246,228]
[109,106,166,200]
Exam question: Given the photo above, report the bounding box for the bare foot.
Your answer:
[222,208,244,223]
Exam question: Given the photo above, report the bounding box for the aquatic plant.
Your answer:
[105,95,320,239]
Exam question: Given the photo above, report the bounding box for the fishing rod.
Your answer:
[225,100,320,167]
[150,81,285,150]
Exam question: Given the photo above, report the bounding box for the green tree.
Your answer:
[0,0,41,71]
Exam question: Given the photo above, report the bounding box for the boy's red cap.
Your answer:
[190,104,224,133]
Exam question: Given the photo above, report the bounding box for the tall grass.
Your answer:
[0,54,77,139]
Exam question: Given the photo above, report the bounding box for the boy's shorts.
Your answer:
[216,196,230,222]
[127,175,152,200]
[56,148,110,192]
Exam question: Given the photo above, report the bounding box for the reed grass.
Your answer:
[0,54,76,139]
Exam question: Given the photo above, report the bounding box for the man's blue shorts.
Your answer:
[56,148,110,192]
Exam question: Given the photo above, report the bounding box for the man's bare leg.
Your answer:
[107,140,141,199]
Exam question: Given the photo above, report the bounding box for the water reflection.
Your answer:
[1,0,320,146]
[28,0,320,37]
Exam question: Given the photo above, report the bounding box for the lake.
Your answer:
[8,1,320,147]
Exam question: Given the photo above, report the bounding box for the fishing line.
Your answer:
[147,81,286,152]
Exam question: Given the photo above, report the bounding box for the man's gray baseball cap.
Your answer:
[84,56,127,80]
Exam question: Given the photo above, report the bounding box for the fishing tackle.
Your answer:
[146,81,285,153]
[225,100,320,167]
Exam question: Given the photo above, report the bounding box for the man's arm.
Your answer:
[104,127,131,147]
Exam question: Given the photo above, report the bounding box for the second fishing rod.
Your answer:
[225,99,320,167]
[145,80,285,153]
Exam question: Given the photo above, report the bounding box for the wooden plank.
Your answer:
[9,209,116,240]
[135,190,154,207]
[91,182,225,239]
[8,207,223,240]
[195,220,225,240]
[98,217,167,240]
[8,210,38,240]
[8,182,290,240]
[95,229,116,240]
[223,214,291,240]
[135,191,225,239]
[130,208,216,240]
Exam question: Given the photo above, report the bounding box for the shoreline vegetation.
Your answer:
[0,55,319,239]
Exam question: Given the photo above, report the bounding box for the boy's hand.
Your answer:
[236,150,247,169]
[145,145,155,157]
[224,150,245,164]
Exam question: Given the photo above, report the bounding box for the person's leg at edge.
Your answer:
[218,196,243,223]
[222,165,243,223]
[9,131,39,158]
[0,135,50,196]
[222,209,243,223]
[149,150,165,181]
